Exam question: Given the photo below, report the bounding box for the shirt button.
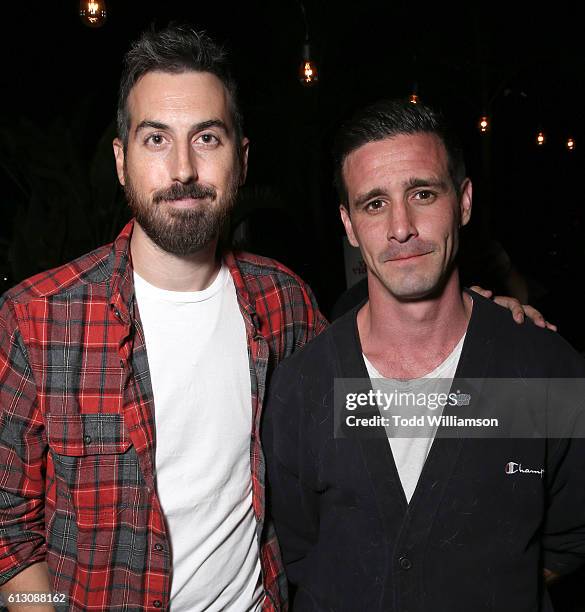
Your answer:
[153,601,162,608]
[399,556,412,570]
[83,435,92,445]
[113,308,122,319]
[154,543,163,552]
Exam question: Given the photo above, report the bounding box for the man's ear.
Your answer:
[239,137,250,185]
[113,138,126,186]
[459,178,472,227]
[340,205,359,248]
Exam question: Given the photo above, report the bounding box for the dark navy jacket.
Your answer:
[262,291,585,612]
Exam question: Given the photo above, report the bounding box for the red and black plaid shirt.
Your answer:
[0,220,327,611]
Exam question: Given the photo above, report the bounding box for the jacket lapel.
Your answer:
[332,306,409,522]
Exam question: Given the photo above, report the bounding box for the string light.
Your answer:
[536,131,545,146]
[298,2,318,86]
[299,43,318,86]
[79,0,107,28]
[408,81,419,104]
[567,137,575,151]
[479,116,489,133]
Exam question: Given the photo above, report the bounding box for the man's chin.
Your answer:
[149,233,217,257]
[134,215,220,256]
[383,276,442,302]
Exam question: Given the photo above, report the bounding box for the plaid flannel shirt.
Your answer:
[0,220,327,611]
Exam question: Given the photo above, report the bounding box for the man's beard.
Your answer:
[124,174,239,256]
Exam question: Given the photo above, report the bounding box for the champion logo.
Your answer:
[505,461,545,478]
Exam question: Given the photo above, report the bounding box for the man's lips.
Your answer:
[162,197,209,208]
[384,251,430,262]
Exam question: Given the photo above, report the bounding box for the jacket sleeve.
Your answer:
[541,348,585,577]
[262,362,321,588]
[0,298,47,583]
[541,433,585,576]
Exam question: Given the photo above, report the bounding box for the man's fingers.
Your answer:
[521,305,547,328]
[519,305,557,331]
[492,296,525,323]
[490,299,558,331]
[469,285,493,298]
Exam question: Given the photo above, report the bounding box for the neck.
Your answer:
[359,270,472,378]
[130,222,221,292]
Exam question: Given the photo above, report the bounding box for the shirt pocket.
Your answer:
[46,413,139,525]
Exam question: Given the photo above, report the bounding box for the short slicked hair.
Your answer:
[333,99,466,205]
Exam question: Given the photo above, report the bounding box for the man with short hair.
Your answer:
[263,99,585,611]
[0,25,547,612]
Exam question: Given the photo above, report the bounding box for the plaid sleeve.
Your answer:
[0,298,47,584]
[280,272,328,355]
[303,283,328,340]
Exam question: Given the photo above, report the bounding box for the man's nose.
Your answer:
[170,142,198,184]
[386,200,418,243]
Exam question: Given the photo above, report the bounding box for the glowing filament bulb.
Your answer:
[536,131,545,146]
[479,116,489,133]
[567,137,575,151]
[299,42,318,86]
[409,93,419,104]
[80,0,107,28]
[301,61,317,83]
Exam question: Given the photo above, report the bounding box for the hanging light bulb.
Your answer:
[299,42,318,86]
[567,137,575,151]
[408,81,419,104]
[479,116,489,133]
[79,0,107,28]
[536,131,545,146]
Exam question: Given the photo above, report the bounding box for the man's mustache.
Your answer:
[378,240,436,263]
[153,182,217,204]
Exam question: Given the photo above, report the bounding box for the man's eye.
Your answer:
[365,200,385,211]
[146,134,165,146]
[413,190,435,201]
[197,133,219,145]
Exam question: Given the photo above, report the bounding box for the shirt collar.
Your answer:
[223,251,261,336]
[108,219,135,324]
[106,221,261,335]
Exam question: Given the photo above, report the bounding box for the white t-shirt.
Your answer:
[134,265,262,611]
[364,334,465,503]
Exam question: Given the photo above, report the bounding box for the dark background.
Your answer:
[1,2,584,344]
[0,1,584,608]
[1,2,584,343]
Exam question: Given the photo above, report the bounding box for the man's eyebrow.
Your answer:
[353,188,387,209]
[193,119,229,133]
[135,120,169,134]
[134,119,229,135]
[404,177,450,190]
